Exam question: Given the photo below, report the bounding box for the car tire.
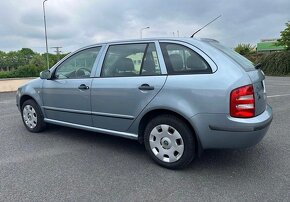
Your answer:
[144,114,195,169]
[21,99,46,133]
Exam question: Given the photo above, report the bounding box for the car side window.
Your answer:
[54,47,101,79]
[101,43,161,77]
[160,43,212,74]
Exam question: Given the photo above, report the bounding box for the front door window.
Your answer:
[55,47,101,79]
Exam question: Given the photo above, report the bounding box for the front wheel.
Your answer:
[144,115,195,169]
[21,99,46,133]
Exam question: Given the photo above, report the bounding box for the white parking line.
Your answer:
[266,83,290,86]
[267,94,290,98]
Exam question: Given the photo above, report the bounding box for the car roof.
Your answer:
[51,37,220,71]
[81,37,219,49]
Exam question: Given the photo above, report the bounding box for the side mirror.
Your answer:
[40,70,51,79]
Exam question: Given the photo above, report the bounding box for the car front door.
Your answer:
[42,47,102,126]
[91,42,167,132]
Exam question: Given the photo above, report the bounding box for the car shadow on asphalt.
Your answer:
[44,124,145,152]
[43,124,272,174]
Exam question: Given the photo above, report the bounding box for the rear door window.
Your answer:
[160,43,212,75]
[101,43,161,77]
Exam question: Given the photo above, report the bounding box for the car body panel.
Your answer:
[246,69,267,116]
[42,78,93,126]
[91,76,167,131]
[16,78,44,112]
[190,105,272,149]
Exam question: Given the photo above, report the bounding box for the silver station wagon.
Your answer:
[16,38,273,169]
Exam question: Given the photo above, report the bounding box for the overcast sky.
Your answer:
[0,0,289,53]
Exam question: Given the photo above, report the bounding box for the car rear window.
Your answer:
[208,42,255,71]
[160,42,212,75]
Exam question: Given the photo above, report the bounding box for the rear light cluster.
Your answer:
[230,84,255,118]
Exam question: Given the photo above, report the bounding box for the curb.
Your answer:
[0,78,34,93]
[0,77,36,81]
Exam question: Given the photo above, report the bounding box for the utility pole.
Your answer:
[51,46,62,61]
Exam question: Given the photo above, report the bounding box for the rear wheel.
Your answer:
[21,99,46,133]
[144,114,195,169]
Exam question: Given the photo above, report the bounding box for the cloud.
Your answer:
[0,0,289,52]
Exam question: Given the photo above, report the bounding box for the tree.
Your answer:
[277,22,290,50]
[0,51,7,71]
[19,48,35,63]
[234,43,255,56]
[0,48,68,75]
[6,51,19,71]
[29,54,45,68]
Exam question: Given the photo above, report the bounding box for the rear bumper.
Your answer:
[190,105,273,149]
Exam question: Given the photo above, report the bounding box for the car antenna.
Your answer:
[190,15,222,38]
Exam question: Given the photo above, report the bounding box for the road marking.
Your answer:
[266,83,290,86]
[267,94,290,98]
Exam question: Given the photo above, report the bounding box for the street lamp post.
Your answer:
[140,26,150,39]
[43,0,49,69]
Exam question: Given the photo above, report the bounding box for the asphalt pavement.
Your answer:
[0,76,289,201]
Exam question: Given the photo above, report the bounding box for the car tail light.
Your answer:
[230,85,255,118]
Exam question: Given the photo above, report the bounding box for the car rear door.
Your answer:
[91,42,167,132]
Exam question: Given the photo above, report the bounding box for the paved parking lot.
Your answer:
[0,76,289,201]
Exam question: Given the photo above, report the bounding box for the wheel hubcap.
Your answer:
[161,137,172,149]
[149,124,184,163]
[23,105,37,129]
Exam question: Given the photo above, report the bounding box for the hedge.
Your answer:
[0,65,46,79]
[257,51,290,76]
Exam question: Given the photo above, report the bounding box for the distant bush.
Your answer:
[0,48,68,78]
[256,51,290,76]
[235,43,255,56]
[244,53,264,64]
[0,71,11,79]
[0,65,46,79]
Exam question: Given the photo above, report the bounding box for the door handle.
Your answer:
[138,84,154,91]
[78,84,89,90]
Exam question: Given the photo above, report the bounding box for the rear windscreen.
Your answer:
[208,42,256,71]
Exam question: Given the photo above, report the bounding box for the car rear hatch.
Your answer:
[246,69,267,116]
[206,41,267,117]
